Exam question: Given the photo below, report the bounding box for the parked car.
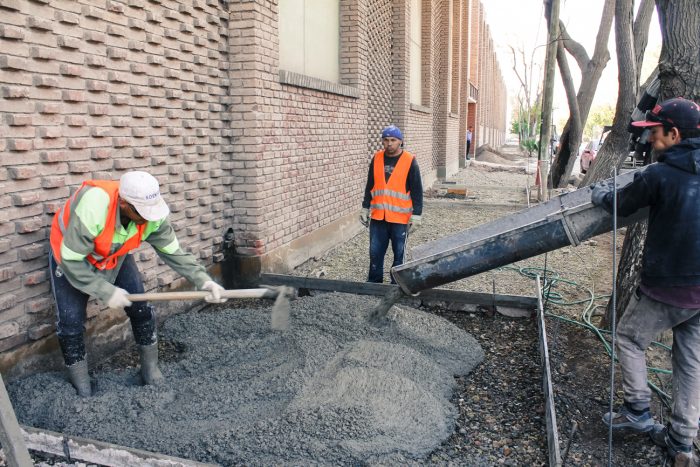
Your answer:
[580,127,611,173]
[580,140,601,173]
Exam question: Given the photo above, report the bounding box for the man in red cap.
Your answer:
[49,171,227,396]
[592,97,700,464]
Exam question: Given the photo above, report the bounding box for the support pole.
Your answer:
[0,374,33,466]
[537,0,561,201]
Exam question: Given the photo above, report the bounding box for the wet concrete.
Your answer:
[8,293,484,465]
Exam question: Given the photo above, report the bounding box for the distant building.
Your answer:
[0,0,506,373]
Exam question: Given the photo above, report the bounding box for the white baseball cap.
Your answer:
[119,171,170,221]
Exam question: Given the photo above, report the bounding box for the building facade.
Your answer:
[0,0,506,375]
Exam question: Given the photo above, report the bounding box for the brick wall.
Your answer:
[0,0,508,370]
[0,0,230,358]
[367,0,393,156]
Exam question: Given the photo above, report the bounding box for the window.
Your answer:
[409,0,422,105]
[279,0,340,83]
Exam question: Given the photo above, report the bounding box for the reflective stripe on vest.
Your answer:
[50,180,146,270]
[369,150,414,224]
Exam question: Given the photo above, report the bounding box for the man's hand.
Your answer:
[107,287,132,310]
[409,215,421,233]
[201,280,228,304]
[359,208,369,227]
[591,183,613,207]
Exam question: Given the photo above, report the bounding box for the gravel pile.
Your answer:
[8,293,484,465]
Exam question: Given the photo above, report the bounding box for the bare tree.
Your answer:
[592,0,700,326]
[547,0,615,187]
[510,46,542,142]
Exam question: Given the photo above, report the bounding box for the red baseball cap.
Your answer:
[631,97,700,130]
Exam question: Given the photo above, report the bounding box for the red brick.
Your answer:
[6,114,32,126]
[44,201,63,214]
[65,115,86,126]
[0,321,19,339]
[16,217,44,233]
[112,137,130,147]
[27,17,53,32]
[85,56,107,67]
[30,47,53,60]
[33,75,59,87]
[25,297,52,314]
[88,104,108,116]
[0,55,27,71]
[91,148,111,159]
[23,270,47,286]
[0,267,16,283]
[19,243,44,261]
[8,166,37,179]
[38,127,62,138]
[2,86,28,99]
[28,323,54,340]
[57,36,81,49]
[40,150,69,163]
[62,90,85,102]
[12,192,40,206]
[67,138,88,149]
[41,176,65,188]
[37,102,61,114]
[68,162,91,173]
[7,139,32,151]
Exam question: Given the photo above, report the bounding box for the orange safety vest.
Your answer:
[50,180,147,270]
[370,150,414,224]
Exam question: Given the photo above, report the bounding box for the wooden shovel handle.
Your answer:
[127,288,278,302]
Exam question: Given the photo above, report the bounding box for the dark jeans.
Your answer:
[368,220,408,283]
[466,141,471,160]
[49,252,156,363]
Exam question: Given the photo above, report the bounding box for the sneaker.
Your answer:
[602,403,655,432]
[649,424,693,467]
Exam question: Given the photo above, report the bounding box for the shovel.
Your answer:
[127,286,295,331]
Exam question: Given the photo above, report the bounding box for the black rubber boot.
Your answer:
[138,342,164,386]
[66,359,92,397]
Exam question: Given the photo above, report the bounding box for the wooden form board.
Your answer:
[260,274,537,310]
[536,277,562,467]
[21,425,217,467]
[0,373,32,466]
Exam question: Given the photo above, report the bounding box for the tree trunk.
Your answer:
[581,0,637,185]
[549,0,615,187]
[656,0,700,99]
[633,0,656,84]
[599,0,700,328]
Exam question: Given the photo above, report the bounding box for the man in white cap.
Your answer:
[49,171,226,396]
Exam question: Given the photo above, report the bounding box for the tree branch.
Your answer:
[558,21,589,70]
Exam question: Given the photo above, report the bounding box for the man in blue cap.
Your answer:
[592,97,700,465]
[360,125,423,283]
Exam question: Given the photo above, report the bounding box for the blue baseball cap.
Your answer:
[381,125,403,140]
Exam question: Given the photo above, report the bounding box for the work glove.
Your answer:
[409,215,421,233]
[591,182,613,208]
[359,208,369,227]
[107,287,132,310]
[201,280,228,304]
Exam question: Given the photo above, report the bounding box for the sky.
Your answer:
[480,0,663,131]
